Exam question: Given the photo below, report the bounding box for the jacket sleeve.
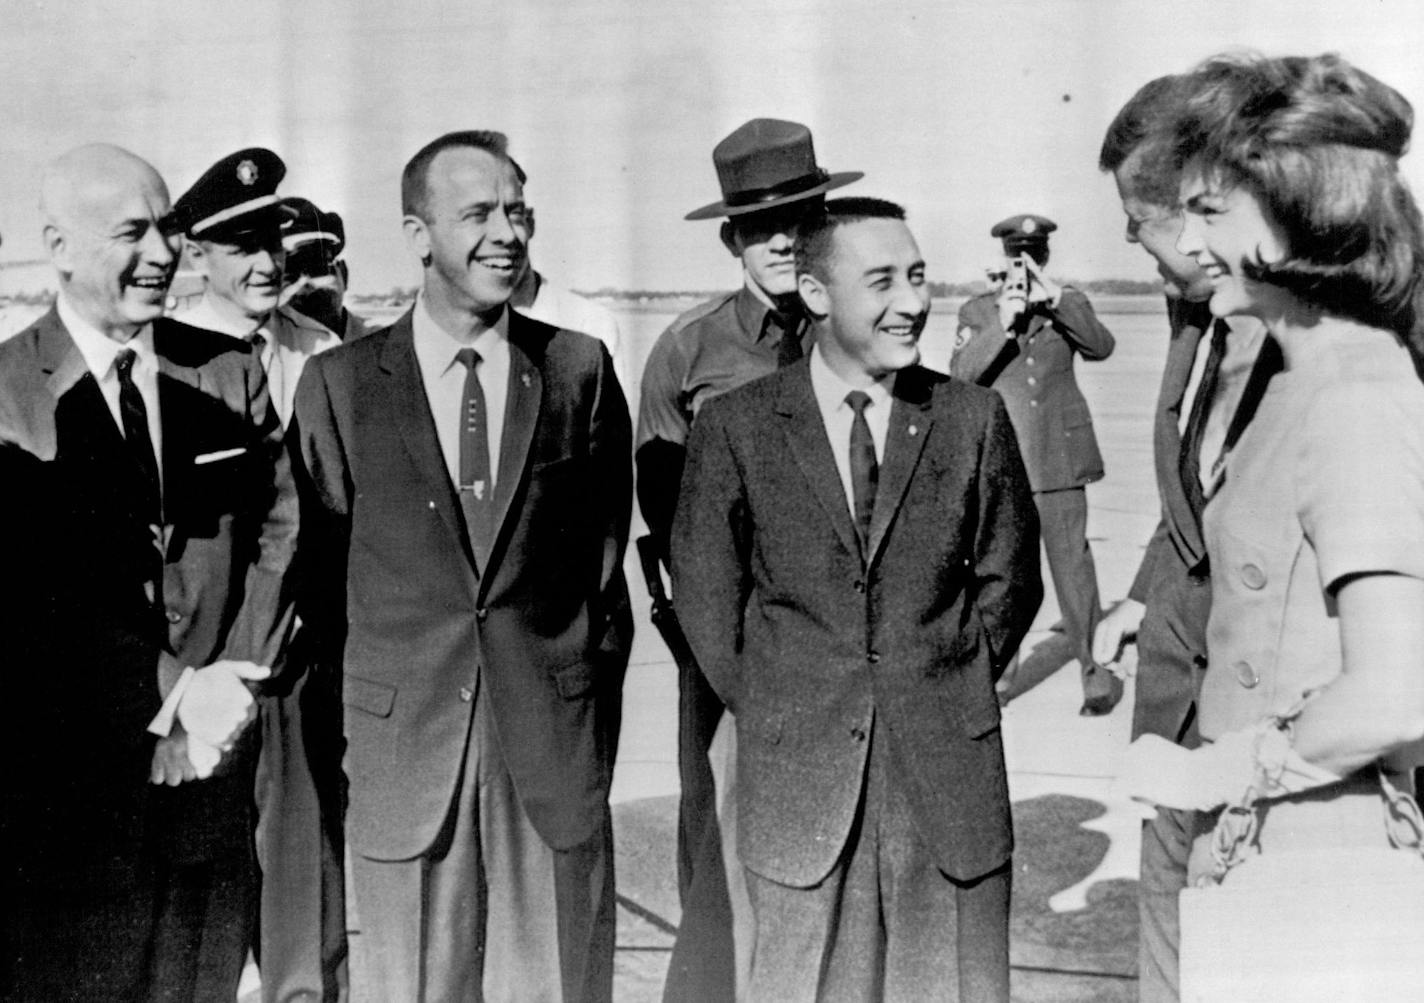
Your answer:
[670,399,751,709]
[214,350,299,677]
[589,342,635,670]
[1129,517,1172,604]
[973,396,1044,676]
[949,298,1012,385]
[1050,288,1116,361]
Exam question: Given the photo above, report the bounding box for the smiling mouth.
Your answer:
[881,324,921,341]
[475,255,521,276]
[129,275,169,292]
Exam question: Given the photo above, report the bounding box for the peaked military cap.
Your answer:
[281,197,345,256]
[175,148,293,240]
[991,213,1058,252]
[684,118,863,221]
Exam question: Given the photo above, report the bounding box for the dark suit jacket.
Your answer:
[671,362,1042,887]
[0,306,297,879]
[291,308,632,860]
[951,289,1114,492]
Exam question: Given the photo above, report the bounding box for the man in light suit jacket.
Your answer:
[1093,77,1276,1002]
[673,197,1041,1001]
[0,144,296,1001]
[952,214,1119,715]
[291,130,632,1003]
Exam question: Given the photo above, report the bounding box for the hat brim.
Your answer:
[190,200,298,242]
[684,170,864,221]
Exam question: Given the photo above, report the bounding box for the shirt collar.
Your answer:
[412,294,510,376]
[808,344,894,416]
[58,293,156,380]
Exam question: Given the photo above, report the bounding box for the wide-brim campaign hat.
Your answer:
[684,118,863,221]
[174,148,294,241]
[281,197,346,256]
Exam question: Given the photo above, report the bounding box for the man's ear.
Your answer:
[185,239,211,278]
[403,215,432,267]
[525,206,536,241]
[719,220,742,259]
[798,271,829,319]
[42,224,71,274]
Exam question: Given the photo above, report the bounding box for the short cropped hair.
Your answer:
[1168,52,1423,338]
[795,197,907,282]
[400,130,529,221]
[1099,75,1186,205]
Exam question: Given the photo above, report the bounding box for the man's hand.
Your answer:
[176,660,271,750]
[1022,255,1062,307]
[995,287,1026,331]
[1093,598,1146,675]
[149,727,225,785]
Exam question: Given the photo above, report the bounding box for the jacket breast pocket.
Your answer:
[345,674,396,718]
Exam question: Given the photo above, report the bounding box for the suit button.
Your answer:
[1240,563,1266,589]
[1026,356,1035,365]
[1192,654,1208,670]
[1026,376,1037,386]
[850,726,867,742]
[853,580,865,594]
[1232,660,1259,688]
[166,609,183,623]
[458,686,474,702]
[866,651,881,665]
[1030,400,1039,408]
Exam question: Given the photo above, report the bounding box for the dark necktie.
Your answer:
[115,347,161,526]
[456,347,494,568]
[847,390,877,549]
[1179,320,1228,521]
[771,310,805,367]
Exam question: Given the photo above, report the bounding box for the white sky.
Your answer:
[1,0,1421,294]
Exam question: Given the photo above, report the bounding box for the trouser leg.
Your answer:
[1137,807,1194,1003]
[1035,488,1118,709]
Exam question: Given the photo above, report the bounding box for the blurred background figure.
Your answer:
[282,195,372,341]
[951,213,1120,716]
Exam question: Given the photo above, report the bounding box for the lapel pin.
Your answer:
[908,424,919,437]
[521,372,532,388]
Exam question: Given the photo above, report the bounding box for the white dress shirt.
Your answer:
[1180,314,1267,493]
[411,297,511,490]
[59,294,163,488]
[808,345,894,515]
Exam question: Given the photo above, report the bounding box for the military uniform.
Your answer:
[950,213,1119,714]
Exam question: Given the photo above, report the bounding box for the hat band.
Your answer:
[723,168,830,209]
[190,194,281,237]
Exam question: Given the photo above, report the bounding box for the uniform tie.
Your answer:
[846,390,877,547]
[770,309,805,367]
[456,347,494,568]
[115,347,161,527]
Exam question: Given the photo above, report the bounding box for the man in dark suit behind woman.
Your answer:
[291,130,632,1002]
[673,197,1041,1001]
[0,144,298,1001]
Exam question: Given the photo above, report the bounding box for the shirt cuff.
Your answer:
[147,666,195,737]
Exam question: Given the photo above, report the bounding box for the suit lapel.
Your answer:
[484,313,542,586]
[1159,300,1212,565]
[379,314,477,575]
[866,368,934,569]
[775,363,862,564]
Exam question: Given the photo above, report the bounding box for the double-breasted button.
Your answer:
[1232,660,1259,688]
[850,726,867,742]
[866,651,881,665]
[458,686,474,702]
[165,609,183,624]
[1240,564,1266,590]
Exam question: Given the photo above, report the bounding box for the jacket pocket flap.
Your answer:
[345,674,396,718]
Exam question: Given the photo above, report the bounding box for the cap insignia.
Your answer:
[236,159,259,186]
[1022,217,1037,234]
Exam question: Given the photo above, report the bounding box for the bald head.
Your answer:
[42,143,179,340]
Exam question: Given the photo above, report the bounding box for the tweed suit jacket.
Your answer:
[671,361,1042,887]
[291,307,632,861]
[951,288,1114,492]
[0,307,297,868]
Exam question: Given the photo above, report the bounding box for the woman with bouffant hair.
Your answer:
[1120,52,1424,999]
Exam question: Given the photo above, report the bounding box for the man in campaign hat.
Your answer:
[175,150,349,1002]
[175,149,343,425]
[951,214,1121,715]
[637,117,861,1001]
[281,196,372,341]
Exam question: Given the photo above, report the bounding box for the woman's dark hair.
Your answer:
[1169,53,1424,344]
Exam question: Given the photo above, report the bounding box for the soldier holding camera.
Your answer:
[950,214,1120,716]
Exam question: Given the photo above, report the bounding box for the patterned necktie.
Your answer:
[846,390,877,548]
[1179,320,1228,521]
[115,347,161,526]
[456,347,494,568]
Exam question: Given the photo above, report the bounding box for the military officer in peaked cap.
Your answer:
[951,213,1121,716]
[637,117,861,1002]
[282,196,372,341]
[175,149,349,1002]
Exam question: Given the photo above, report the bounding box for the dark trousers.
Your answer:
[346,682,615,1003]
[742,722,1011,1002]
[1034,488,1115,704]
[662,656,738,1002]
[255,661,349,1002]
[1138,807,1194,1003]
